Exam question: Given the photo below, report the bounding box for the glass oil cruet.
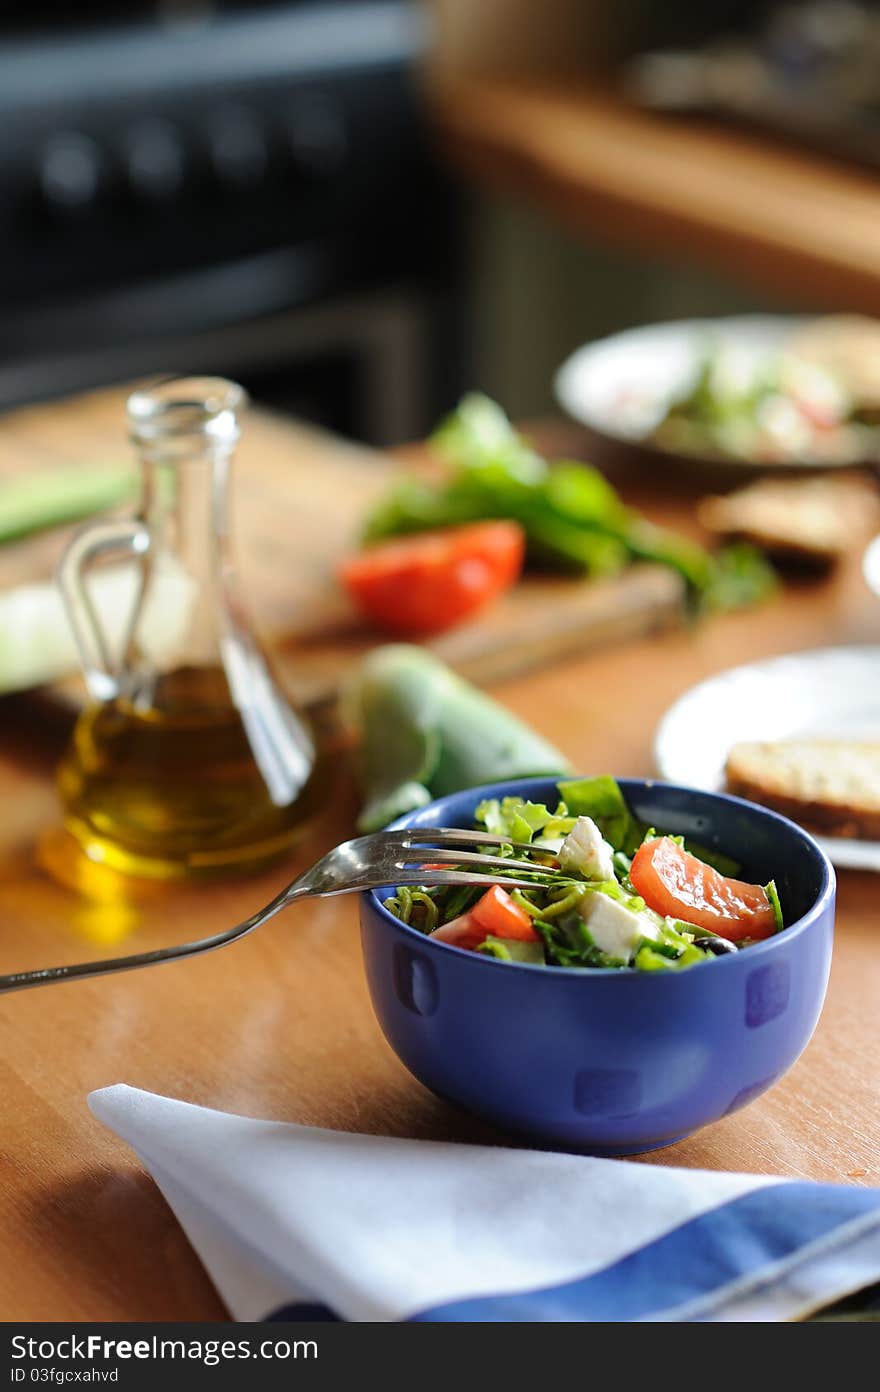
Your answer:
[56,376,320,879]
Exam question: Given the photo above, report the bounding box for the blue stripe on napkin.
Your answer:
[411,1182,880,1322]
[266,1184,880,1324]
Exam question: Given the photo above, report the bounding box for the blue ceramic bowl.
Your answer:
[359,778,835,1155]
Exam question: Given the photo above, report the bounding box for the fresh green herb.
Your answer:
[765,879,784,934]
[558,775,647,857]
[362,394,775,610]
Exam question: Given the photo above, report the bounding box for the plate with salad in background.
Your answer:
[555,314,880,475]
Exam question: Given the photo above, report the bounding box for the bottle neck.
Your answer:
[128,377,243,590]
[140,446,231,579]
[137,444,237,668]
[125,377,246,677]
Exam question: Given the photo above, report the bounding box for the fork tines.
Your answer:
[393,827,563,878]
[401,826,548,854]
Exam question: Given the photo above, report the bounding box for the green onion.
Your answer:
[0,465,135,546]
[509,889,543,919]
[765,879,784,934]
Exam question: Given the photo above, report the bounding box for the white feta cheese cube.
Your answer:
[558,816,616,881]
[578,892,660,963]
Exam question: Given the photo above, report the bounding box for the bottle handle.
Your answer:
[57,519,152,701]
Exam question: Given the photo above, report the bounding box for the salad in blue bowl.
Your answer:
[359,777,835,1155]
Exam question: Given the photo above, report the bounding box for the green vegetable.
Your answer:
[381,887,440,934]
[634,944,676,972]
[702,542,777,613]
[677,943,710,968]
[0,582,81,692]
[634,942,708,972]
[363,394,775,610]
[765,879,784,934]
[0,466,135,546]
[475,795,574,845]
[509,889,544,919]
[432,393,546,485]
[534,914,623,969]
[436,885,483,924]
[557,775,647,857]
[477,936,545,965]
[0,562,194,696]
[535,887,590,920]
[345,645,570,832]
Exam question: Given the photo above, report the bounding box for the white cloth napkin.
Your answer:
[89,1085,880,1323]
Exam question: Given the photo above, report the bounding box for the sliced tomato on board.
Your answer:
[630,836,777,942]
[432,885,539,951]
[340,521,525,636]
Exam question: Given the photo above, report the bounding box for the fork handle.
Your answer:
[0,881,299,996]
[0,869,558,995]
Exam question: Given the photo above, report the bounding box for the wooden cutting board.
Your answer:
[0,386,685,711]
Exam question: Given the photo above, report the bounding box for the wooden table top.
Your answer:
[429,73,880,313]
[1,421,879,1321]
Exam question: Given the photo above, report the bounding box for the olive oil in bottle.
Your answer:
[57,378,320,879]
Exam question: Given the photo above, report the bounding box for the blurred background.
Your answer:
[4,0,880,443]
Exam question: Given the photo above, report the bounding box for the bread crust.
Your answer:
[698,475,880,569]
[725,740,880,840]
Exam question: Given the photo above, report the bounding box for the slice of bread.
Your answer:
[698,474,880,568]
[725,739,880,841]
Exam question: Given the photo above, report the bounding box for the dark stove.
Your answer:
[0,2,464,443]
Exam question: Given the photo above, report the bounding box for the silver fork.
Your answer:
[0,828,564,995]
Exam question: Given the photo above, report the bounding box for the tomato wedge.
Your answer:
[431,913,487,951]
[630,836,777,942]
[432,886,539,951]
[340,521,525,636]
[470,884,539,941]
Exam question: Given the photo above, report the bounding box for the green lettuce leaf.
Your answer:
[361,394,773,610]
[557,775,647,856]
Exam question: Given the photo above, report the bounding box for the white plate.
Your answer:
[654,645,880,871]
[865,534,880,599]
[554,313,845,475]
